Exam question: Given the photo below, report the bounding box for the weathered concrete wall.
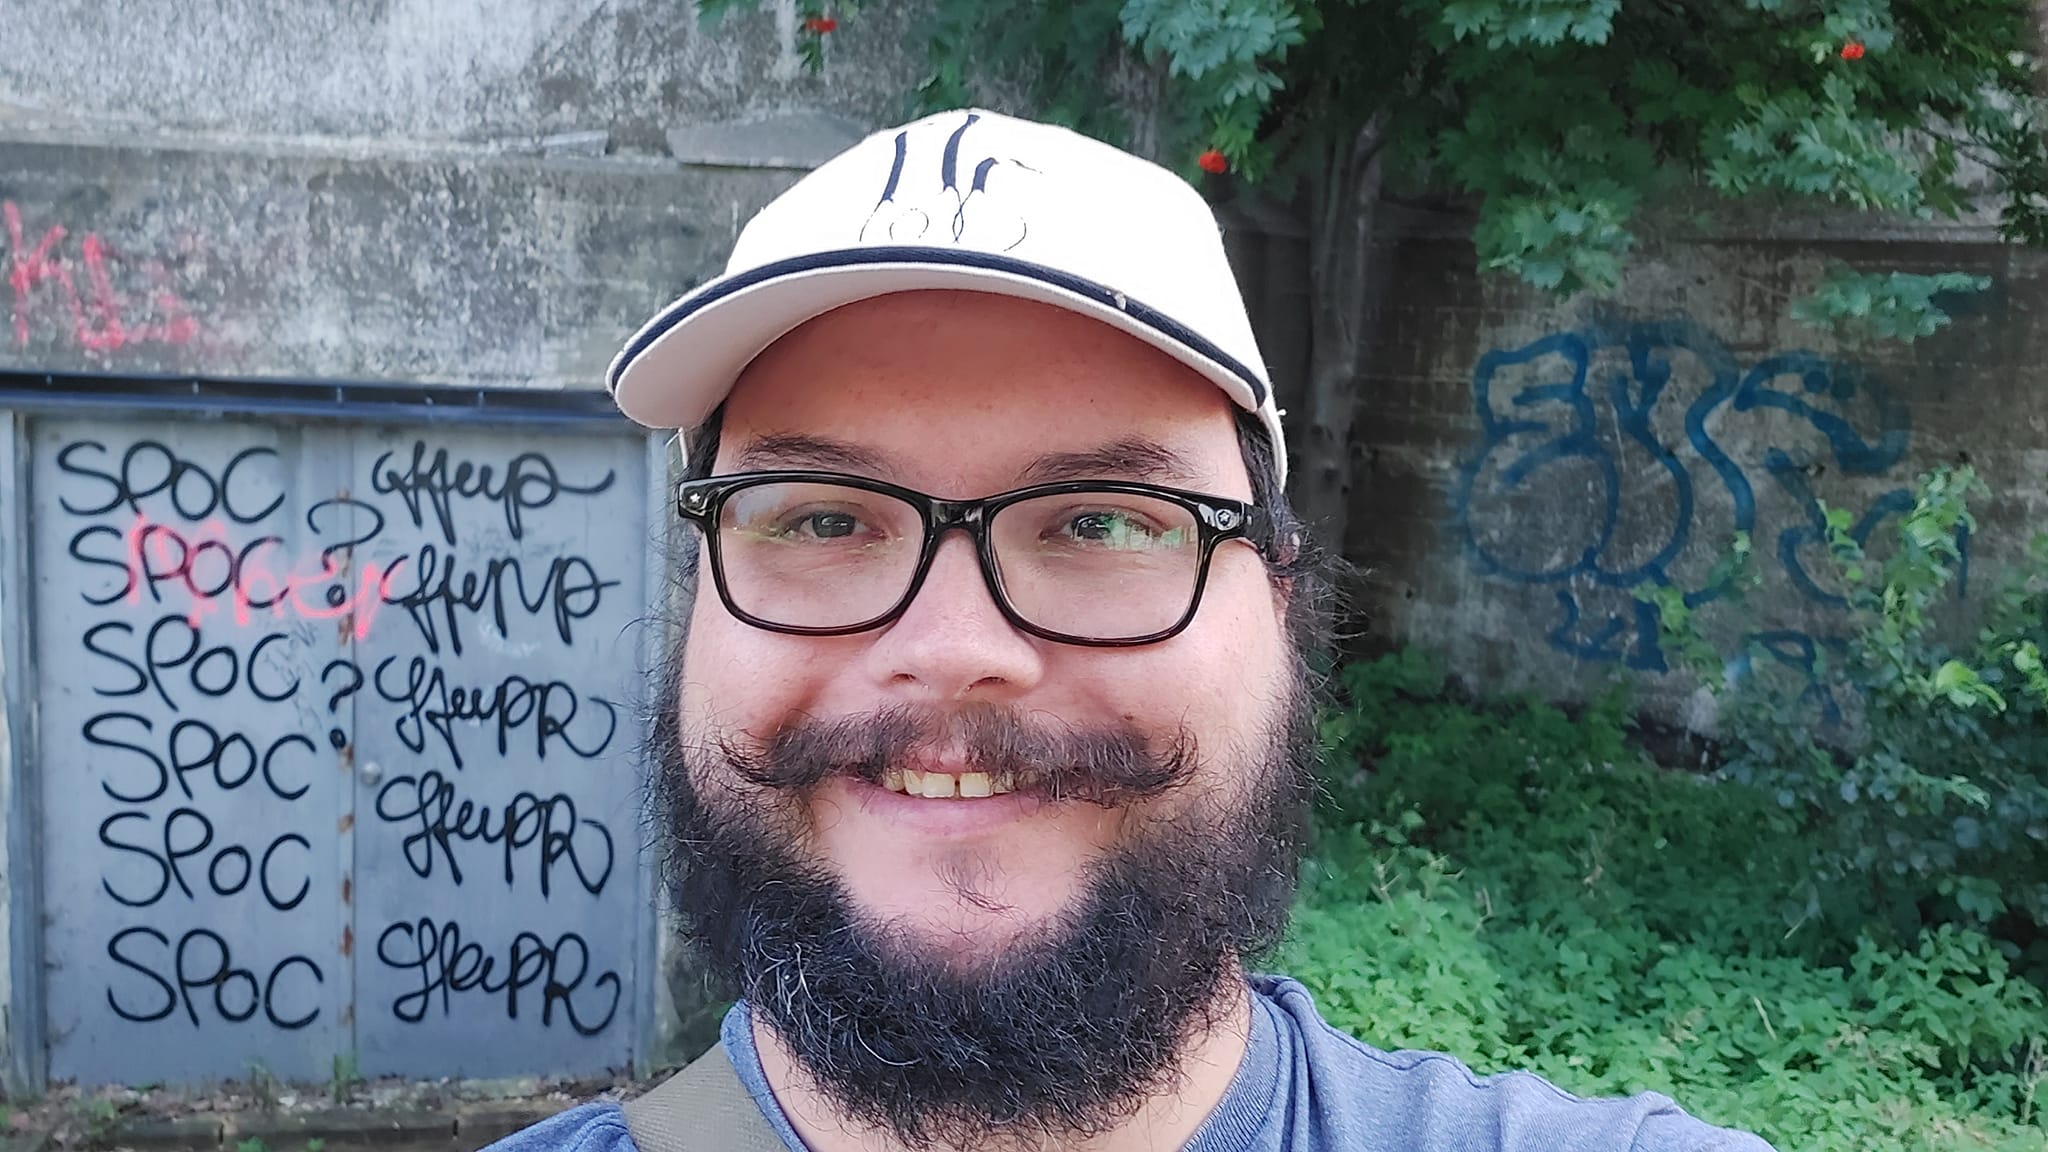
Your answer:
[1340,212,2048,717]
[0,0,935,388]
[0,134,798,383]
[0,0,929,153]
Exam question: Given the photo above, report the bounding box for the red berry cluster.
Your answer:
[803,14,838,33]
[1197,149,1228,175]
[1840,40,1865,60]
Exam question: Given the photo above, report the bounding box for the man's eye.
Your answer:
[1061,510,1167,548]
[786,510,864,539]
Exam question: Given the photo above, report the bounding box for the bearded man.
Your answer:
[489,108,1774,1152]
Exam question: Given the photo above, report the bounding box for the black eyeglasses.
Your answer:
[675,470,1272,646]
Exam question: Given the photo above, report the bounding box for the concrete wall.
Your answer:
[0,0,933,387]
[1338,209,2048,719]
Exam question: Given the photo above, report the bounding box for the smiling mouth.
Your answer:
[882,768,1024,799]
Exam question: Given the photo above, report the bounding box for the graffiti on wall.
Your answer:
[5,201,201,353]
[36,421,644,1082]
[1454,318,1945,680]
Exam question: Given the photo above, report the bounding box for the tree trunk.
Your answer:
[1294,119,1387,556]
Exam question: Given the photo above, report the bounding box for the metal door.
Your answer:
[26,411,652,1084]
[344,423,649,1078]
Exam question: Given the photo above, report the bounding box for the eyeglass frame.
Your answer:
[674,469,1275,647]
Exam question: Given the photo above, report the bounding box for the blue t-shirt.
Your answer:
[486,974,1774,1151]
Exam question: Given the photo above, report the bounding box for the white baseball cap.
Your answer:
[607,108,1287,483]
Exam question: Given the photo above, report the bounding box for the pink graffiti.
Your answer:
[121,513,398,642]
[4,200,200,353]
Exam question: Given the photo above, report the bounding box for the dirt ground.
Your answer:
[0,1066,678,1152]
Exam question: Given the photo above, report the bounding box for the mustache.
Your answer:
[718,703,1197,805]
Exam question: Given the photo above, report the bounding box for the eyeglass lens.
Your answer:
[716,480,1205,640]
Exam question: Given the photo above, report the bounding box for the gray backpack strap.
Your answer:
[622,1044,788,1152]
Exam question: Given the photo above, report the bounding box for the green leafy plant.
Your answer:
[1301,648,2048,1151]
[246,1061,280,1116]
[1644,467,2048,938]
[68,1096,121,1150]
[329,1052,361,1105]
[1792,265,1993,343]
[235,1138,269,1152]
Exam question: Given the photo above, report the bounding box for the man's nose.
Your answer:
[859,532,1044,701]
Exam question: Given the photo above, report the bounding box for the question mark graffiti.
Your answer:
[306,497,387,570]
[320,659,364,750]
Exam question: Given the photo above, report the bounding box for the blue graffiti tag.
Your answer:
[1454,319,1937,673]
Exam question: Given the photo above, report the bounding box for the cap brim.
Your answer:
[608,248,1277,461]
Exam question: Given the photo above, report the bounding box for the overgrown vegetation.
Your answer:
[1292,645,2048,1151]
[1642,467,2048,935]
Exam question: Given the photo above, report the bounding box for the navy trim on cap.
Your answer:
[608,245,1269,408]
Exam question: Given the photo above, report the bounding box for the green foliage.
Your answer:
[328,1052,361,1106]
[699,0,2048,328]
[1297,650,2048,1151]
[1644,468,2048,935]
[1792,264,1993,343]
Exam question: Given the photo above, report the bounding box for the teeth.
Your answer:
[883,768,1017,800]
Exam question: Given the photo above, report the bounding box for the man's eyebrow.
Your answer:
[728,434,894,474]
[1017,437,1206,487]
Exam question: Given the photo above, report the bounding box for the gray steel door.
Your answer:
[27,412,651,1084]
[345,423,648,1078]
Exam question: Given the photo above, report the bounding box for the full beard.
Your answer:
[647,679,1316,1152]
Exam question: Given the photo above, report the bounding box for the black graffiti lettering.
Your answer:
[385,545,618,656]
[84,622,148,695]
[373,656,617,769]
[263,734,315,803]
[87,713,167,804]
[161,807,214,900]
[209,845,252,897]
[189,644,239,697]
[56,440,284,524]
[64,431,637,1047]
[169,719,257,796]
[70,524,137,605]
[305,496,387,567]
[261,834,311,912]
[377,918,620,1036]
[99,811,170,907]
[58,440,130,518]
[84,616,299,713]
[264,956,322,1029]
[247,632,300,702]
[141,614,200,710]
[99,808,309,910]
[375,771,615,897]
[218,448,288,524]
[105,927,178,1022]
[87,714,309,805]
[371,442,615,546]
[104,927,322,1029]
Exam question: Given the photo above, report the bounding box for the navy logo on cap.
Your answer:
[860,113,1040,252]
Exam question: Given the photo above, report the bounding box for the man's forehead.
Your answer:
[725,430,1215,489]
